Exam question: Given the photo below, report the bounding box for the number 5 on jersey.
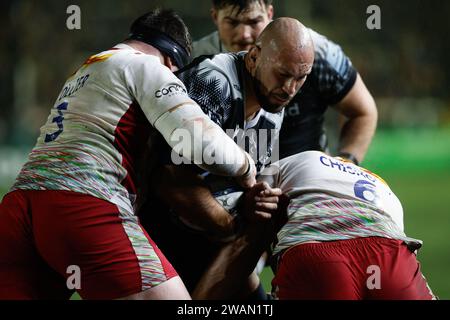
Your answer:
[45,102,68,143]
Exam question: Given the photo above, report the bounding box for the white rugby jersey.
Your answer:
[12,43,194,215]
[259,151,422,255]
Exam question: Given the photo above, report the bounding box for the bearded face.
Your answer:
[252,64,298,114]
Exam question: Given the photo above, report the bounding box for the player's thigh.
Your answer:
[140,199,221,292]
[368,240,436,300]
[31,191,179,300]
[119,276,190,300]
[273,243,363,300]
[0,191,71,299]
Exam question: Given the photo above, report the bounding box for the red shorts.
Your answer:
[272,237,436,300]
[0,190,177,300]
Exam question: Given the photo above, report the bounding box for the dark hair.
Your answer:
[129,8,192,56]
[212,0,272,14]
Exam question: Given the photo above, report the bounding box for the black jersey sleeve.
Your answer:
[310,29,358,105]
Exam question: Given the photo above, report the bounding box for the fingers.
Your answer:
[255,187,283,201]
[253,184,282,213]
[254,211,272,220]
[248,181,270,193]
[248,182,282,197]
[259,187,282,197]
[242,181,287,225]
[255,201,278,212]
[254,196,278,203]
[254,194,287,216]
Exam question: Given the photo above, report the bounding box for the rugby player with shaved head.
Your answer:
[140,17,315,299]
[193,0,378,165]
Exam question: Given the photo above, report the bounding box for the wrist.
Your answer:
[241,159,251,177]
[225,199,246,238]
[231,213,246,236]
[338,152,359,165]
[210,213,245,243]
[239,153,253,177]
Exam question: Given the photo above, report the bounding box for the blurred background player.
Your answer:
[193,0,378,164]
[0,9,258,300]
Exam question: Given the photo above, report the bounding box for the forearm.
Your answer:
[153,102,252,177]
[339,112,377,162]
[171,186,234,237]
[154,165,235,237]
[193,188,289,300]
[192,226,271,300]
[335,73,378,163]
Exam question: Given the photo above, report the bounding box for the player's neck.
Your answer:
[123,40,165,64]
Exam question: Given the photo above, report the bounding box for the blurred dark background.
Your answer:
[1,0,450,146]
[0,0,449,299]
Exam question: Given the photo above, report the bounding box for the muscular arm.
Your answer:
[152,163,286,299]
[192,193,289,300]
[152,165,282,240]
[334,73,378,163]
[192,226,270,299]
[125,55,256,187]
[153,165,235,238]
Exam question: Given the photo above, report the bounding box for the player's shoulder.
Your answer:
[308,28,338,58]
[94,43,160,71]
[183,52,240,74]
[74,44,156,84]
[302,28,356,99]
[177,52,242,87]
[78,44,164,84]
[209,52,242,77]
[110,44,179,86]
[308,28,351,69]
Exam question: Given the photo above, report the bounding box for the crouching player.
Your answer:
[195,151,436,300]
[264,151,436,299]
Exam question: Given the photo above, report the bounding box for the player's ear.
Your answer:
[249,45,260,63]
[246,46,259,75]
[266,5,274,20]
[210,8,218,26]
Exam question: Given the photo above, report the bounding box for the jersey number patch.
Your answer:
[45,102,68,143]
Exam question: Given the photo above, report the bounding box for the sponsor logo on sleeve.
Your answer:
[155,84,187,98]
